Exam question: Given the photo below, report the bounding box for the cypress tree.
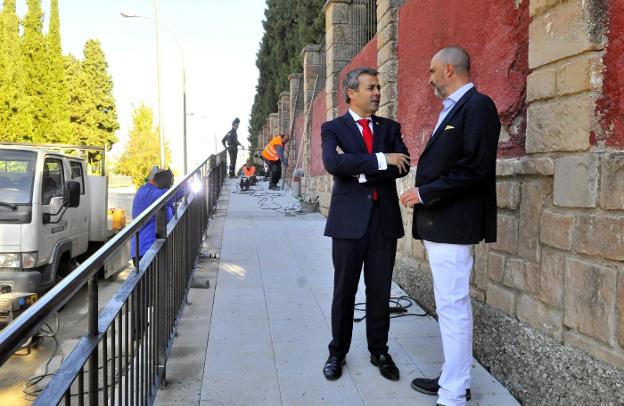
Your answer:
[248,0,325,150]
[65,53,82,145]
[21,0,50,143]
[73,39,119,164]
[0,0,33,142]
[47,0,71,143]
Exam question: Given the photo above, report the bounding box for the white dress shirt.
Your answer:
[348,109,387,183]
[432,82,474,135]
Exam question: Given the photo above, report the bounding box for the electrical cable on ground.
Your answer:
[231,182,306,217]
[21,308,141,400]
[20,313,64,400]
[353,295,428,322]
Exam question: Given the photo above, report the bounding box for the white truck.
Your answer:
[0,143,126,324]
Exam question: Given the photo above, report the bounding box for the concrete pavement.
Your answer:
[155,180,519,406]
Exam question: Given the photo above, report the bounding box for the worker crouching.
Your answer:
[241,159,257,189]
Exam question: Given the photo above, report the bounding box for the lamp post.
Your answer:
[121,5,188,174]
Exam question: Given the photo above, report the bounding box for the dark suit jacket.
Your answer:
[412,87,500,244]
[322,113,410,240]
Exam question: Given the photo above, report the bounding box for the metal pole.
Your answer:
[154,0,165,169]
[120,11,186,173]
[183,69,188,175]
[88,276,99,406]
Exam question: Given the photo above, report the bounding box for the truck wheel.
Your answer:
[58,258,79,277]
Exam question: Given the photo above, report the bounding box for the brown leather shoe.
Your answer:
[323,355,345,381]
[370,353,400,381]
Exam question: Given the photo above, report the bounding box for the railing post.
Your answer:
[88,275,99,406]
[156,206,168,238]
[2,153,225,405]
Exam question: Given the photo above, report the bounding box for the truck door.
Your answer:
[67,160,88,256]
[39,157,69,285]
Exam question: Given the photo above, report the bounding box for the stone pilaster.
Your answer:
[278,91,290,135]
[268,113,279,139]
[287,73,304,169]
[300,44,326,200]
[324,0,353,120]
[301,44,325,116]
[288,73,304,120]
[376,0,404,119]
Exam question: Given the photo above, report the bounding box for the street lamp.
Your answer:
[121,5,188,174]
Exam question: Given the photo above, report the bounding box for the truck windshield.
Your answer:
[0,150,36,204]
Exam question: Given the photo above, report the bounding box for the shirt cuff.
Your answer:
[376,152,387,170]
[358,174,367,183]
[417,189,424,205]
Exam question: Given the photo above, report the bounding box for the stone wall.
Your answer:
[256,0,624,404]
[396,0,529,161]
[392,1,624,404]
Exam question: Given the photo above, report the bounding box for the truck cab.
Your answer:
[0,145,103,295]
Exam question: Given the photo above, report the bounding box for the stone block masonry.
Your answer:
[256,0,624,404]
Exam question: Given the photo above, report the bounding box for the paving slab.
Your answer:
[158,180,520,405]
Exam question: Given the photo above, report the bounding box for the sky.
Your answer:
[21,0,267,173]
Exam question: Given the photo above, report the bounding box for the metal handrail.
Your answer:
[0,150,227,405]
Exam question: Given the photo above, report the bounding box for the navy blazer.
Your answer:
[413,87,501,244]
[322,113,410,240]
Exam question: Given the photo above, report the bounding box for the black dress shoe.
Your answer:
[323,355,345,381]
[410,376,471,400]
[370,353,400,381]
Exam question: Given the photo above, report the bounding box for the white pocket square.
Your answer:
[444,125,455,130]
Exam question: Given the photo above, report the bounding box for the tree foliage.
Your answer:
[0,0,119,166]
[248,0,325,150]
[21,0,49,143]
[46,0,71,143]
[115,103,171,188]
[0,0,33,141]
[67,39,119,163]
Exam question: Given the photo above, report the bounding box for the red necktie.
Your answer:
[357,119,377,201]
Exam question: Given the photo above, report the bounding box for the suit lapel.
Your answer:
[422,87,476,156]
[340,113,368,153]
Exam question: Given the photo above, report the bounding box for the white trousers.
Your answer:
[423,240,474,406]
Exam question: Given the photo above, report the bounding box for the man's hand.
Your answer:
[384,153,410,174]
[399,187,421,208]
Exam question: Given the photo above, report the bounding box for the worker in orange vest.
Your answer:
[261,134,289,190]
[242,159,257,186]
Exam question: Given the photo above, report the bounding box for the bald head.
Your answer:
[434,46,470,75]
[429,46,471,99]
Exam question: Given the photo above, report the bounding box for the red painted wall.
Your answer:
[337,37,378,116]
[308,39,378,177]
[309,90,327,176]
[597,0,624,149]
[291,112,306,168]
[396,0,529,161]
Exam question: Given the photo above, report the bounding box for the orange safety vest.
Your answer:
[262,136,283,161]
[243,165,256,177]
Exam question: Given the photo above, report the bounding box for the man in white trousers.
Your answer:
[399,46,500,406]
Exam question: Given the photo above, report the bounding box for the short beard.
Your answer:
[433,85,446,99]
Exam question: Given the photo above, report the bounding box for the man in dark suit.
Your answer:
[400,47,500,406]
[321,67,411,382]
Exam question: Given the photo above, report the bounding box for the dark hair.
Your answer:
[153,168,174,189]
[343,67,378,104]
[232,117,240,125]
